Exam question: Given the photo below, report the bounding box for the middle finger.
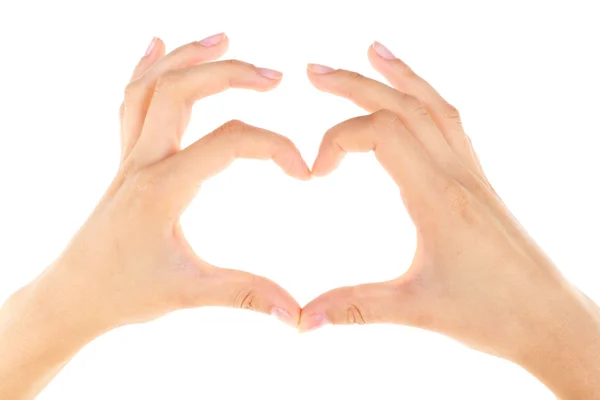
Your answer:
[121,34,230,162]
[131,60,284,167]
[307,65,460,170]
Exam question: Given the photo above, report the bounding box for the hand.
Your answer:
[61,35,312,331]
[9,33,311,339]
[299,42,600,399]
[0,35,312,399]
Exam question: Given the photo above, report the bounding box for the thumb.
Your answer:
[299,280,419,332]
[197,265,301,328]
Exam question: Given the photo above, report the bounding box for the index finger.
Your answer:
[312,110,451,225]
[154,120,310,214]
[131,60,283,168]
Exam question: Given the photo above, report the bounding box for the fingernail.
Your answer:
[300,313,330,333]
[307,63,336,74]
[271,307,297,328]
[373,41,396,60]
[256,67,283,80]
[199,32,225,47]
[144,37,157,57]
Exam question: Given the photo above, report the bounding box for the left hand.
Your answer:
[32,35,309,336]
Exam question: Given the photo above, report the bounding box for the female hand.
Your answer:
[57,34,309,331]
[299,42,600,399]
[0,34,308,399]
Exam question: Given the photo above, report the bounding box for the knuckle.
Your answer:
[111,167,162,214]
[224,118,246,130]
[234,288,258,311]
[345,303,367,325]
[276,133,293,147]
[443,180,474,217]
[371,110,405,137]
[222,59,246,69]
[345,70,366,81]
[412,103,429,116]
[154,71,180,95]
[215,119,247,140]
[336,70,367,101]
[444,103,462,123]
[397,61,416,78]
[398,92,422,109]
[123,80,144,103]
[129,168,158,195]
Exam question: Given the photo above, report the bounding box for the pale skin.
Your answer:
[0,34,598,399]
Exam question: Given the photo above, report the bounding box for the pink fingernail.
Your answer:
[301,313,330,333]
[199,32,225,46]
[256,67,283,80]
[307,63,336,74]
[373,41,396,60]
[271,307,297,328]
[144,37,157,57]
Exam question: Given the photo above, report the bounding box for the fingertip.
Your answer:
[277,150,311,181]
[202,33,230,55]
[307,63,337,75]
[271,307,300,329]
[310,164,327,177]
[154,37,166,52]
[256,67,283,80]
[198,32,227,47]
[287,165,312,181]
[253,68,284,92]
[371,41,397,61]
[131,37,165,80]
[311,153,335,177]
[298,311,330,333]
[298,164,313,181]
[296,155,313,180]
[145,37,165,60]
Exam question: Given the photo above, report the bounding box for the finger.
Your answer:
[197,264,301,328]
[120,34,230,163]
[120,37,166,155]
[131,60,283,168]
[155,120,310,213]
[367,42,485,178]
[311,110,451,225]
[130,37,166,80]
[307,65,461,171]
[299,280,417,331]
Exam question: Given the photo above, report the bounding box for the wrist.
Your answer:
[513,281,600,399]
[21,260,111,343]
[0,262,109,375]
[0,261,112,398]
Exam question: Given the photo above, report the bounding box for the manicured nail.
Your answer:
[199,32,225,47]
[144,37,157,57]
[256,67,283,80]
[271,307,297,328]
[307,63,336,74]
[373,41,396,60]
[300,313,330,333]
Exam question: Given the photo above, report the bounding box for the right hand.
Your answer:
[300,42,600,399]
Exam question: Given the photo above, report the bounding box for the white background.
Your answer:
[1,0,599,399]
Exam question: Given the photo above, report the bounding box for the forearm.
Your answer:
[0,265,104,399]
[514,284,600,400]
